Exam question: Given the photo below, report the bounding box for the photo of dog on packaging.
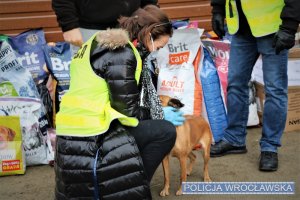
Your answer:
[43,42,71,112]
[0,116,26,176]
[0,97,53,166]
[7,29,48,85]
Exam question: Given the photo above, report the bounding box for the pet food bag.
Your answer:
[0,97,53,166]
[203,39,259,127]
[8,29,48,85]
[43,42,71,112]
[0,40,39,98]
[0,116,26,176]
[198,47,228,143]
[0,39,52,132]
[157,28,203,115]
[202,39,230,103]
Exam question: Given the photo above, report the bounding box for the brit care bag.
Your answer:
[157,28,203,115]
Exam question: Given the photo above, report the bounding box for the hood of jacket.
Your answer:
[96,29,130,50]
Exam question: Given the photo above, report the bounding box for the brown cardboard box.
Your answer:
[255,83,300,132]
[288,47,300,58]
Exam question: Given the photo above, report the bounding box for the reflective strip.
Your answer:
[128,41,142,84]
[226,0,239,35]
[57,114,105,127]
[61,95,106,112]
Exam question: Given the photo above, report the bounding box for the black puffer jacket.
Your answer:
[55,121,151,200]
[55,29,151,200]
[90,30,150,120]
[52,0,158,32]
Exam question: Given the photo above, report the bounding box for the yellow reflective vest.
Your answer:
[56,32,142,137]
[226,0,284,37]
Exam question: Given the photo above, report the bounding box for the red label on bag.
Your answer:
[2,160,20,171]
[169,52,190,65]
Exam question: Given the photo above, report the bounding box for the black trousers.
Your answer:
[127,119,176,181]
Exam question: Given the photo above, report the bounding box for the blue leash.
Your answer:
[93,148,101,200]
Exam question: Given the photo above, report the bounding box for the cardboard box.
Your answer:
[255,82,300,132]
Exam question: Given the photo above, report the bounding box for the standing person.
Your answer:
[55,5,185,200]
[52,0,159,55]
[210,0,300,171]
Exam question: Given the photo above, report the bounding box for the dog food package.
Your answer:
[157,28,203,115]
[0,34,8,42]
[198,47,228,143]
[43,42,71,112]
[0,97,54,166]
[202,39,230,103]
[8,29,48,85]
[0,40,40,98]
[0,116,26,176]
[202,39,259,127]
[1,39,52,127]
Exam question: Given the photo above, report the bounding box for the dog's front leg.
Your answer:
[176,156,187,195]
[160,155,170,196]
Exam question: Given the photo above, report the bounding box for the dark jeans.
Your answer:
[224,31,288,152]
[127,119,176,181]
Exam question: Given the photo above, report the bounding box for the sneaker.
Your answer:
[210,140,247,157]
[259,151,278,171]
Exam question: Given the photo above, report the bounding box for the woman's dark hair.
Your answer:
[118,5,173,46]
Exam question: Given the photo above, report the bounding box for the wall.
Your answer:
[0,0,212,42]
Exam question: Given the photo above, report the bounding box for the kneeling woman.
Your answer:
[54,5,183,200]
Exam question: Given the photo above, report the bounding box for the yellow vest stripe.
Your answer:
[226,0,284,37]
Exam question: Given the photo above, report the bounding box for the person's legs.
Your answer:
[257,34,288,171]
[210,32,259,157]
[127,120,176,181]
[257,34,288,153]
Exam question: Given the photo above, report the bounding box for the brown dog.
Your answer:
[159,95,212,196]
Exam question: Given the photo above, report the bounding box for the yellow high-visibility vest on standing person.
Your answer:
[226,0,284,37]
[56,32,142,137]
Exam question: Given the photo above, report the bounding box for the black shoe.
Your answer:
[210,140,247,157]
[259,151,278,171]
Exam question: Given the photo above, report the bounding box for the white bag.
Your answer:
[157,28,202,115]
[157,64,195,114]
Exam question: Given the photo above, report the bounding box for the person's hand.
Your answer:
[272,27,295,55]
[162,106,185,126]
[212,13,225,39]
[63,28,83,47]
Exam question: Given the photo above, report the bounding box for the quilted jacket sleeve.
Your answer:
[91,45,150,120]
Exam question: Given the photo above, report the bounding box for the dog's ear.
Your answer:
[168,98,184,108]
[159,95,171,107]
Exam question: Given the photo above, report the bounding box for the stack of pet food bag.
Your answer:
[0,29,71,176]
[156,22,228,143]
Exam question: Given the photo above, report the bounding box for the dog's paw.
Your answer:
[204,177,212,182]
[176,189,183,196]
[160,188,170,197]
